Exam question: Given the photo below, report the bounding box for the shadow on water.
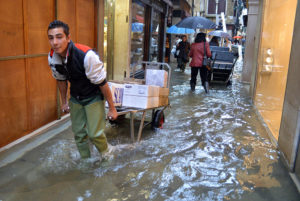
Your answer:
[0,60,299,201]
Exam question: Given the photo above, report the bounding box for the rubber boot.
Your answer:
[190,80,195,91]
[204,81,209,93]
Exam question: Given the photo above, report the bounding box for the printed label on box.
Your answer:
[108,82,124,106]
[123,84,160,97]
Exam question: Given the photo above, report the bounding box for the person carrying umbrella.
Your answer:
[209,36,219,47]
[188,33,212,93]
[176,35,190,72]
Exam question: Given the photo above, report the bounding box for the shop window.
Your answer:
[130,1,145,71]
[149,10,161,62]
[172,10,182,18]
[206,0,226,16]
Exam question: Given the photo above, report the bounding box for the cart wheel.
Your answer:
[152,110,165,129]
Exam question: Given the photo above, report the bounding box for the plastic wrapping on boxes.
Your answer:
[145,69,168,87]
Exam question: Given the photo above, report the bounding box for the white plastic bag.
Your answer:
[171,45,176,56]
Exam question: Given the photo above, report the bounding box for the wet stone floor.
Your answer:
[0,61,299,201]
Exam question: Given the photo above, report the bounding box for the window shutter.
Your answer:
[207,0,226,15]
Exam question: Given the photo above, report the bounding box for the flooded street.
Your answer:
[0,61,299,201]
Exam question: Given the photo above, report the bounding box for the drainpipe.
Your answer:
[192,0,194,16]
[215,0,219,28]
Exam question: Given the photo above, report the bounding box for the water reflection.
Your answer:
[0,61,298,201]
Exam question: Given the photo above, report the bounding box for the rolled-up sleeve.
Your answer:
[84,51,106,85]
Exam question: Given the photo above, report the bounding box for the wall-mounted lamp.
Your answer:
[266,48,273,55]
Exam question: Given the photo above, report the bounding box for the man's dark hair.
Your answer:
[195,32,206,43]
[48,20,70,36]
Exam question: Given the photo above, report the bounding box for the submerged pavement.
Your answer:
[0,61,299,201]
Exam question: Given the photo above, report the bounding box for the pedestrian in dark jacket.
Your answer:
[176,35,190,72]
[189,33,212,93]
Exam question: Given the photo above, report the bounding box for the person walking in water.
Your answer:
[47,20,118,160]
[189,33,212,93]
[176,35,190,72]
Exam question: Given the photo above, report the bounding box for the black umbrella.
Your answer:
[208,30,232,39]
[175,16,217,29]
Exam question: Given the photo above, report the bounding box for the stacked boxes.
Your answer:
[145,69,169,107]
[107,69,169,109]
[122,84,160,109]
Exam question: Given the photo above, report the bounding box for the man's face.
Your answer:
[48,27,70,57]
[182,36,187,42]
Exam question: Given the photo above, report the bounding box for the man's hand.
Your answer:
[61,103,70,113]
[99,82,118,121]
[107,107,118,121]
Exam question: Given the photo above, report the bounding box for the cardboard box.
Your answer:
[159,87,169,97]
[158,96,169,107]
[123,84,160,97]
[107,82,124,106]
[122,84,169,109]
[145,69,168,88]
[122,95,159,109]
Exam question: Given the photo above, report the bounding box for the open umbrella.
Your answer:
[166,25,195,34]
[175,16,216,29]
[208,30,231,39]
[233,35,243,39]
[132,22,144,32]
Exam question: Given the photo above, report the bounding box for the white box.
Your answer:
[123,84,160,97]
[145,69,168,88]
[107,82,124,106]
[122,95,159,109]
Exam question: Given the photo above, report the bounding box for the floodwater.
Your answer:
[0,61,299,201]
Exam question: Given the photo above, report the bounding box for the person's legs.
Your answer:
[199,67,208,86]
[177,57,181,68]
[182,61,187,72]
[200,66,209,93]
[69,101,90,158]
[84,100,108,155]
[190,67,198,91]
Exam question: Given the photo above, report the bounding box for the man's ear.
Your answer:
[66,34,71,42]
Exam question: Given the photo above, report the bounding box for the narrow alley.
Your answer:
[0,61,299,201]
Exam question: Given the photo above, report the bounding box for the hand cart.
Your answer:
[108,61,171,142]
[209,51,238,85]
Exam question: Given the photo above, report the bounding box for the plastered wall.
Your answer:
[254,0,297,139]
[113,0,130,80]
[0,0,99,148]
[278,0,300,170]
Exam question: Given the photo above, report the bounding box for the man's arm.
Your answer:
[83,50,117,120]
[99,83,118,120]
[57,80,70,113]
